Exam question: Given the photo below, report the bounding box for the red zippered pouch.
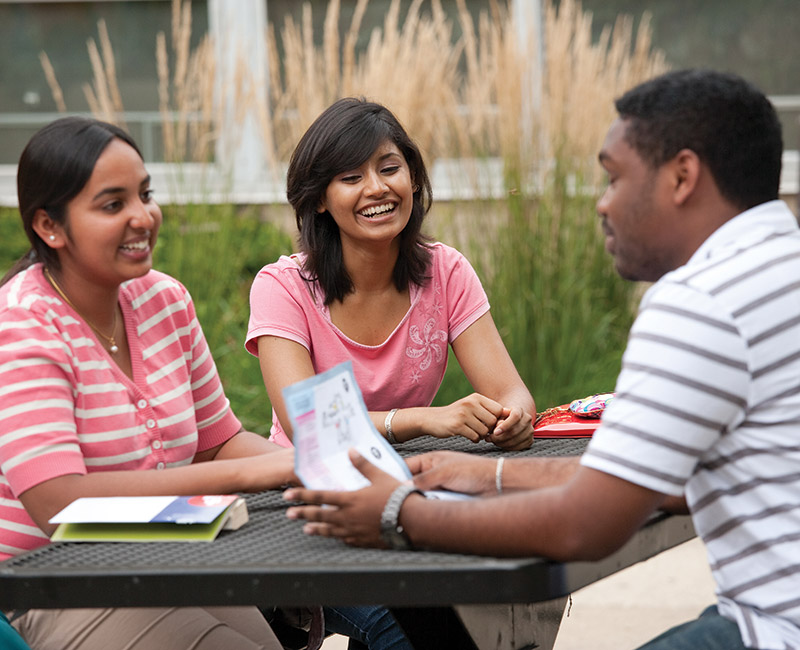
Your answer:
[533,393,614,438]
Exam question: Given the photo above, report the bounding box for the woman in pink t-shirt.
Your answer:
[247,98,535,451]
[0,117,295,650]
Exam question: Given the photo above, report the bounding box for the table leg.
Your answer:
[455,597,569,650]
[390,606,481,649]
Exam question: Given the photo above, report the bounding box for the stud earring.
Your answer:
[49,235,55,242]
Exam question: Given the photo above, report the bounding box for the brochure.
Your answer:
[49,494,248,543]
[283,361,471,500]
[283,361,412,491]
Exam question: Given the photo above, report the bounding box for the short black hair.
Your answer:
[615,69,782,210]
[286,97,432,304]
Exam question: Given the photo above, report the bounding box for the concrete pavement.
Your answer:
[320,537,716,649]
[553,537,716,649]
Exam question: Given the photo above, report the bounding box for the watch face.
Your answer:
[385,525,411,550]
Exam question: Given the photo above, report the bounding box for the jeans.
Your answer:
[324,606,413,650]
[637,606,751,650]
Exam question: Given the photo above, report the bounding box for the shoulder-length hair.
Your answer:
[1,116,141,287]
[286,97,433,304]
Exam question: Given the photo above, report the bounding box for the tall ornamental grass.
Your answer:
[153,204,293,434]
[432,187,637,410]
[28,0,669,426]
[270,0,666,409]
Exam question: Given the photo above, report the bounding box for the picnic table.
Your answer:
[0,436,695,650]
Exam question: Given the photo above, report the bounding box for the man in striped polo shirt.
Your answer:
[285,69,799,649]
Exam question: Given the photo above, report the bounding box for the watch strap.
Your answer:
[380,483,423,550]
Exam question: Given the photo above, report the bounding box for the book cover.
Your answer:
[49,495,248,543]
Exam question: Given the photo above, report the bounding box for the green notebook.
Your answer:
[49,495,248,543]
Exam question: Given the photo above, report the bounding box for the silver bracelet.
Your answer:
[495,457,505,494]
[384,408,399,444]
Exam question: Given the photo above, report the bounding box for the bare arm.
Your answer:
[407,451,581,495]
[401,466,663,560]
[378,314,535,450]
[256,332,526,447]
[449,313,535,449]
[21,432,294,535]
[285,450,664,561]
[661,494,689,514]
[194,428,289,462]
[409,449,686,510]
[256,335,318,441]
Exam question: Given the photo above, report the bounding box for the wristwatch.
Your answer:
[380,483,423,550]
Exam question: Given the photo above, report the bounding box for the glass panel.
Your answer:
[0,1,208,163]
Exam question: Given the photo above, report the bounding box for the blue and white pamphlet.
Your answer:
[49,495,248,542]
[283,361,412,491]
[283,362,472,501]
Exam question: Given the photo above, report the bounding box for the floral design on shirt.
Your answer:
[406,317,447,371]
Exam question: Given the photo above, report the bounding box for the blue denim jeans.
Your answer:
[324,606,413,650]
[636,606,751,650]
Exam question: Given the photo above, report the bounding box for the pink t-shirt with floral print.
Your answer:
[246,242,490,446]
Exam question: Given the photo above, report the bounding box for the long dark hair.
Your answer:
[286,97,433,305]
[1,116,141,287]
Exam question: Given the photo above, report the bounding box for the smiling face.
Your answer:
[52,137,162,290]
[596,119,685,283]
[318,139,414,251]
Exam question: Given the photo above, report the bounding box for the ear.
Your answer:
[668,149,701,206]
[31,209,65,249]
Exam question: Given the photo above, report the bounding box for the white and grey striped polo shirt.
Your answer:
[583,200,800,649]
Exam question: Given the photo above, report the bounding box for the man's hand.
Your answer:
[407,451,499,495]
[284,449,407,548]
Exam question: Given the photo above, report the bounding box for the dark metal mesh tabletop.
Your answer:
[0,438,607,608]
[394,435,589,459]
[0,437,693,609]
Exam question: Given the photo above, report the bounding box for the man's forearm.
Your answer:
[660,494,689,514]
[400,464,663,561]
[500,456,581,491]
[399,488,574,558]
